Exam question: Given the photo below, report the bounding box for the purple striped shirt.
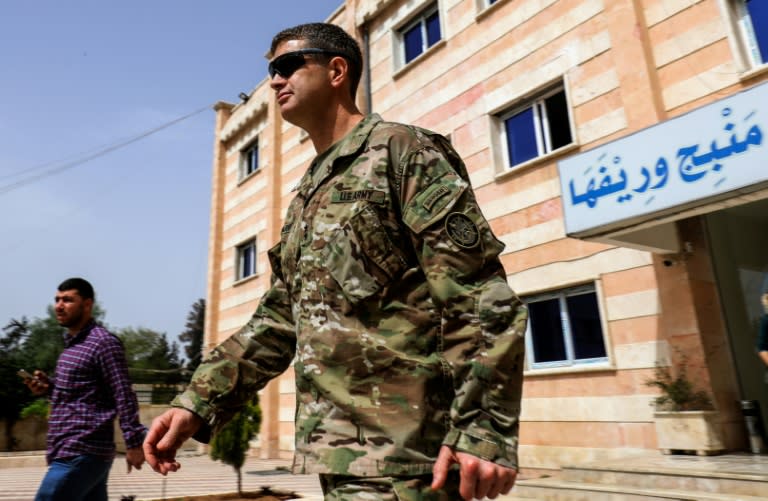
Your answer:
[47,321,146,463]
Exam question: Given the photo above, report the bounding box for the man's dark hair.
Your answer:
[270,22,363,100]
[58,277,95,301]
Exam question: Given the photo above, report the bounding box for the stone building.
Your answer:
[205,0,768,472]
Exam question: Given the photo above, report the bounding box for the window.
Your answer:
[525,284,607,369]
[400,4,442,64]
[736,0,768,67]
[240,140,259,179]
[500,86,573,168]
[236,239,257,281]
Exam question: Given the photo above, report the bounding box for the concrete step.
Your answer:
[561,453,768,497]
[512,476,768,501]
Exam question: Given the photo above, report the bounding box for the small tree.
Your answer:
[0,318,35,450]
[209,396,262,495]
[179,299,205,373]
[117,327,184,385]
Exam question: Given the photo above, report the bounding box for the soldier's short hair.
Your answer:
[270,22,363,100]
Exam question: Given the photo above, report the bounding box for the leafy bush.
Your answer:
[20,399,50,419]
[645,355,713,411]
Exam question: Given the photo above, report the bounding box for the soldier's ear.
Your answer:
[328,56,348,87]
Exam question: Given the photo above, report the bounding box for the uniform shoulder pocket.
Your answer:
[402,171,467,234]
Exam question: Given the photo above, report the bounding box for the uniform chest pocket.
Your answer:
[324,204,408,305]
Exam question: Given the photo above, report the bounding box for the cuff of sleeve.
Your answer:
[123,426,147,450]
[443,428,518,470]
[171,391,215,443]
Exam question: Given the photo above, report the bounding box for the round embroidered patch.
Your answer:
[445,212,480,248]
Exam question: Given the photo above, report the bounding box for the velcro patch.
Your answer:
[445,212,480,248]
[331,190,386,204]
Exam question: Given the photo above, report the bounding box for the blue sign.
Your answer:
[558,81,767,236]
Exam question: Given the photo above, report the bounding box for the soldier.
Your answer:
[144,22,527,501]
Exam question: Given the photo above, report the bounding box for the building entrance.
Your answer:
[706,197,768,446]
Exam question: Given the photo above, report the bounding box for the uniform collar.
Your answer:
[297,114,383,198]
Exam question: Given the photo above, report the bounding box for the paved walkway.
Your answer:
[0,452,323,501]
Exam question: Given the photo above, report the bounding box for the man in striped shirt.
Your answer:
[24,277,146,501]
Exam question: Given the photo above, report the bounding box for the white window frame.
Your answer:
[239,138,259,181]
[476,0,502,13]
[720,0,768,73]
[524,283,610,371]
[496,84,574,170]
[235,238,257,282]
[735,0,767,68]
[393,1,444,70]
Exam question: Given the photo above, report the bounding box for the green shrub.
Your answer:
[20,399,50,419]
[645,355,713,411]
[209,396,262,495]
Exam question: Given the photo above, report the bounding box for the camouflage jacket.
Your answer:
[173,114,527,476]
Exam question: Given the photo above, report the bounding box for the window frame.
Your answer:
[234,238,257,283]
[523,283,610,371]
[721,0,768,74]
[239,138,260,181]
[497,84,574,170]
[735,0,768,68]
[396,2,443,68]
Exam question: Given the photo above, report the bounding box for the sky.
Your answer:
[0,1,341,351]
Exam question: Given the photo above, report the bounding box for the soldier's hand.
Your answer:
[431,445,517,500]
[143,408,203,475]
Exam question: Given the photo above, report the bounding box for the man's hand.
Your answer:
[431,445,517,500]
[125,447,145,473]
[143,408,203,475]
[25,370,50,396]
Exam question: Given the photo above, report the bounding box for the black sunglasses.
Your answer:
[268,48,349,78]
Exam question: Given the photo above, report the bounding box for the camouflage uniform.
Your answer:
[173,114,527,479]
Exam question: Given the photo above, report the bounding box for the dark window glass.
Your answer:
[529,298,567,363]
[426,11,441,47]
[244,143,259,176]
[527,287,607,367]
[747,0,768,63]
[238,241,256,280]
[544,91,572,150]
[567,292,606,360]
[505,107,538,167]
[404,23,423,63]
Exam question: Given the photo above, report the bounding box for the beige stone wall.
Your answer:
[1,404,185,453]
[207,0,766,470]
[0,416,47,451]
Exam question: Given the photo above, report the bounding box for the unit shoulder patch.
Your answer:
[445,212,480,248]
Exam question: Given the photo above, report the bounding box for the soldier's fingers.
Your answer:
[458,456,479,501]
[499,470,517,495]
[431,446,455,490]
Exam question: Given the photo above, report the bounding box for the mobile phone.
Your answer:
[17,369,34,381]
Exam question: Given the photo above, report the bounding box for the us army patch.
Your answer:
[445,212,480,248]
[331,190,386,204]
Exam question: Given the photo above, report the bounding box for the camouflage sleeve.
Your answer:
[398,136,528,469]
[172,247,296,440]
